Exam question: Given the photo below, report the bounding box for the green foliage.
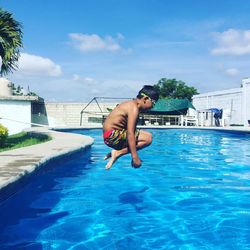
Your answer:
[10,83,23,95]
[154,78,199,101]
[0,123,8,147]
[26,91,38,96]
[10,82,38,96]
[0,8,23,76]
[0,131,51,152]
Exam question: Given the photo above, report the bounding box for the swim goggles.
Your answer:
[141,92,156,106]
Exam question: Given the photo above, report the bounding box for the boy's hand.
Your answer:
[131,157,142,168]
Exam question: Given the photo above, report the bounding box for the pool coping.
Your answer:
[53,125,250,133]
[0,127,94,200]
[142,125,250,133]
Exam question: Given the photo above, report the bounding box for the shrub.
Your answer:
[0,124,8,147]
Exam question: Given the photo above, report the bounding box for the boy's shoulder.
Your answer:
[121,99,137,105]
[120,99,138,109]
[120,100,139,117]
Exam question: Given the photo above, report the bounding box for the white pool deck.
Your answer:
[0,125,249,200]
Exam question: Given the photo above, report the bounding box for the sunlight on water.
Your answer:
[0,129,250,249]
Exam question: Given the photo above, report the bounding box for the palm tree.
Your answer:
[0,8,23,76]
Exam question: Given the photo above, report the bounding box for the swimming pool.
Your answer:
[0,129,250,249]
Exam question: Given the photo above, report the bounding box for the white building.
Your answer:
[192,78,250,127]
[0,78,42,135]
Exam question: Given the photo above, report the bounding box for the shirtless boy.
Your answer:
[103,85,159,169]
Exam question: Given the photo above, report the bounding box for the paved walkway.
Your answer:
[0,128,94,196]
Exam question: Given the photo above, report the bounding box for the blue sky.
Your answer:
[1,0,250,101]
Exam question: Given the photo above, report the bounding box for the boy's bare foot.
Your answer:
[104,152,111,160]
[105,150,119,170]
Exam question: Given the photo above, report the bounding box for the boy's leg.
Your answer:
[104,130,152,159]
[105,130,152,169]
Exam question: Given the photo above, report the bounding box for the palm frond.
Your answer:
[0,8,23,76]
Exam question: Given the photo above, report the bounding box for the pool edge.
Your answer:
[0,127,94,202]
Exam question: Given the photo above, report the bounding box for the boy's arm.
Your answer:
[127,104,141,167]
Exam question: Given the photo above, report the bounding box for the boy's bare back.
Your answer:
[103,100,139,132]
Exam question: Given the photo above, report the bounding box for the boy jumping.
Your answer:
[103,85,159,169]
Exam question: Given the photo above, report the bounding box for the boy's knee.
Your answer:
[147,132,152,145]
[139,130,152,146]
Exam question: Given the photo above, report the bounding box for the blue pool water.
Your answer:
[0,129,250,249]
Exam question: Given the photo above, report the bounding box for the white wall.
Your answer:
[42,102,118,127]
[193,78,250,126]
[0,78,12,96]
[30,101,120,127]
[242,78,250,126]
[0,100,31,135]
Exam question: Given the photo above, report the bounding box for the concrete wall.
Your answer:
[0,100,31,135]
[193,78,250,126]
[0,97,120,133]
[33,101,119,127]
[0,78,12,96]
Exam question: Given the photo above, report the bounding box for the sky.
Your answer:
[1,0,250,102]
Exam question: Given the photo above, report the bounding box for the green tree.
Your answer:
[0,8,23,76]
[154,78,199,101]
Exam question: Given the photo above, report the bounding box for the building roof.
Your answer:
[146,98,195,115]
[0,95,43,102]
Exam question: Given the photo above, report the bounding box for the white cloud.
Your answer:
[91,88,100,94]
[211,29,250,56]
[72,74,80,81]
[18,53,62,76]
[84,77,94,82]
[225,68,239,76]
[117,33,124,40]
[68,33,122,52]
[72,74,95,84]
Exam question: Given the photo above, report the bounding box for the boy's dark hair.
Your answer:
[137,85,159,101]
